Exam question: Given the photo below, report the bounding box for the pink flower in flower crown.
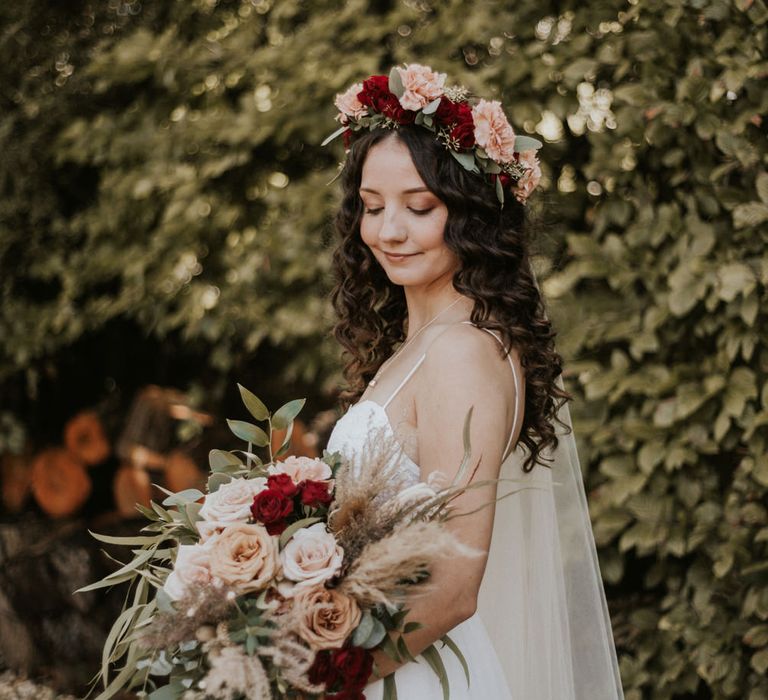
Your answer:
[471,99,517,164]
[395,63,447,111]
[513,150,542,203]
[334,82,367,124]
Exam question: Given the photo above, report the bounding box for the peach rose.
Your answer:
[513,150,542,203]
[270,456,332,484]
[163,542,214,601]
[280,522,343,588]
[471,98,517,163]
[208,522,279,593]
[334,82,367,123]
[292,585,361,650]
[199,476,266,523]
[396,63,447,111]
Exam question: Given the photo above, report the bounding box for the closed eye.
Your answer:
[363,207,433,216]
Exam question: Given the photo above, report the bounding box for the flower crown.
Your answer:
[322,63,543,207]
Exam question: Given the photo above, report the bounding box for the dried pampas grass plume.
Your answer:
[328,421,417,566]
[259,624,326,695]
[201,645,272,700]
[337,520,482,609]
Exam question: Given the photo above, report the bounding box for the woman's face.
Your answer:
[358,135,456,287]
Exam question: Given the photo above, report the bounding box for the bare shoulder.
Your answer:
[421,322,518,388]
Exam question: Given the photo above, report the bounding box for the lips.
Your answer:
[383,251,419,260]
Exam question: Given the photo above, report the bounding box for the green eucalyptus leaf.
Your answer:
[321,124,347,147]
[441,633,470,688]
[162,488,204,506]
[279,517,322,548]
[383,675,399,700]
[421,644,450,700]
[352,610,375,646]
[388,66,405,98]
[361,616,387,649]
[208,472,233,494]
[271,398,305,431]
[449,149,479,173]
[209,449,244,471]
[227,419,269,446]
[422,96,441,115]
[237,383,269,421]
[513,135,543,152]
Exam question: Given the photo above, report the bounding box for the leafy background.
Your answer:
[1,0,766,698]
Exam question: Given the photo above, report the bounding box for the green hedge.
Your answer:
[1,1,766,696]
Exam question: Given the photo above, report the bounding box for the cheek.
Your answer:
[358,219,376,249]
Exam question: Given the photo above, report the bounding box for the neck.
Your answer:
[402,278,473,340]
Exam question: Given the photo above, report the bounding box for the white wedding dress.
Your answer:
[326,319,625,699]
[326,321,519,699]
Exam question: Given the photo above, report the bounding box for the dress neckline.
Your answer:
[347,399,421,475]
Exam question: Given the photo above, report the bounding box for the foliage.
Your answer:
[1,0,766,697]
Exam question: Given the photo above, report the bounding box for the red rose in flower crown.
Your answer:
[323,62,544,207]
[357,75,415,124]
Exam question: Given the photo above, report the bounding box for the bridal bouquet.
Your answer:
[80,384,481,700]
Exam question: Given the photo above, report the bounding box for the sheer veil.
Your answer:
[475,273,625,699]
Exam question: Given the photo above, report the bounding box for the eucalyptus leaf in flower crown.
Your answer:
[323,62,544,207]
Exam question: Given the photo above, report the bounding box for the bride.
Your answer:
[323,64,624,699]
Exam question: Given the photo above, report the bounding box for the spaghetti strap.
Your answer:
[460,321,521,461]
[381,322,463,409]
[382,355,426,409]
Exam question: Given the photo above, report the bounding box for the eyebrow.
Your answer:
[359,186,430,194]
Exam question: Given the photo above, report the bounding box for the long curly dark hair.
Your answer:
[328,125,571,472]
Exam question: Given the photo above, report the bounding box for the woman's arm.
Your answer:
[371,324,522,679]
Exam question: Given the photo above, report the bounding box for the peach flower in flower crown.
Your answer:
[513,150,542,204]
[471,98,517,164]
[334,82,367,124]
[396,63,447,111]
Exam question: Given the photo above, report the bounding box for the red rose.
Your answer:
[251,488,293,533]
[357,75,391,111]
[267,473,298,498]
[308,649,338,688]
[357,75,416,125]
[451,104,476,148]
[434,96,461,126]
[331,647,374,690]
[300,480,333,508]
[342,128,352,150]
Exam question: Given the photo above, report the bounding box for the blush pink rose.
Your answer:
[270,456,332,484]
[208,522,280,593]
[471,99,517,163]
[199,476,267,523]
[513,150,542,203]
[334,82,367,124]
[280,522,343,589]
[396,63,447,111]
[293,586,361,650]
[163,542,214,601]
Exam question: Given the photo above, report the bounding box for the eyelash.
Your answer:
[363,207,433,216]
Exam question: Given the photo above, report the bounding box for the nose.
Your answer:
[377,206,407,244]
